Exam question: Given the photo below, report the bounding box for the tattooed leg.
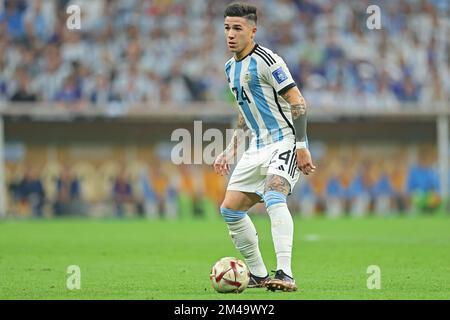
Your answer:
[264,174,291,196]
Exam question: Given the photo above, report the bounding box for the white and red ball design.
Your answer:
[210,257,250,293]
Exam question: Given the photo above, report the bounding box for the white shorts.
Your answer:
[227,136,300,198]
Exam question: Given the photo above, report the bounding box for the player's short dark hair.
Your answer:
[224,2,257,24]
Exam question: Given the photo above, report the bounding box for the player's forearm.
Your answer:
[281,86,308,144]
[224,113,249,157]
[294,109,307,145]
[223,131,238,157]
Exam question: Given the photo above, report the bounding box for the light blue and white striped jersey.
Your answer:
[225,44,297,149]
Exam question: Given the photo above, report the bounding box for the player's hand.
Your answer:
[214,152,231,176]
[296,148,316,175]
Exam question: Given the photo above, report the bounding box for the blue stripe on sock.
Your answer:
[263,191,287,208]
[220,207,247,222]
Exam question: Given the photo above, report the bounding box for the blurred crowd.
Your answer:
[7,160,227,218]
[288,147,446,217]
[6,144,447,218]
[1,0,449,110]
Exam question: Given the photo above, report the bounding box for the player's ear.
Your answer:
[251,26,257,39]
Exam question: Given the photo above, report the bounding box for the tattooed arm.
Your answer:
[213,112,249,176]
[280,86,316,175]
[281,86,307,145]
[223,112,249,158]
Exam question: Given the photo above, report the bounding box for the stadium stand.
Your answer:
[3,142,445,217]
[0,0,449,107]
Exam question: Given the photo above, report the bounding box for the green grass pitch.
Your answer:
[1,215,449,300]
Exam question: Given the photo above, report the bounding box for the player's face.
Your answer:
[224,16,256,54]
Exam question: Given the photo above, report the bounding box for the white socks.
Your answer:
[267,202,294,277]
[220,190,294,279]
[264,191,294,278]
[225,215,268,278]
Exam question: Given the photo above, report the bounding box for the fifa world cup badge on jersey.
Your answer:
[272,67,288,84]
[244,73,251,83]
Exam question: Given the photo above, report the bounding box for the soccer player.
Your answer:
[214,3,316,292]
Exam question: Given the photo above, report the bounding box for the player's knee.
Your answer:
[220,207,247,222]
[263,191,287,209]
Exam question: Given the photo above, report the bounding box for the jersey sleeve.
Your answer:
[261,55,296,95]
[225,59,233,84]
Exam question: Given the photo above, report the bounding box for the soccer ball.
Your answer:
[210,257,250,293]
